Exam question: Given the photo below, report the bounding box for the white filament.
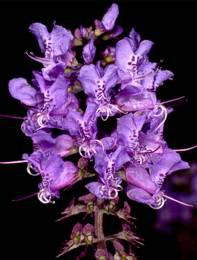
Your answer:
[26,164,40,176]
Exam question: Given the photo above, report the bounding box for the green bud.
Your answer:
[95,29,103,37]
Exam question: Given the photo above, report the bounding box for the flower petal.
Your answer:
[128,28,141,51]
[116,38,134,72]
[85,182,104,199]
[42,62,65,81]
[102,3,119,31]
[103,64,118,93]
[150,149,190,186]
[51,24,73,56]
[82,39,96,64]
[48,75,69,110]
[136,40,154,57]
[32,130,55,149]
[127,185,153,204]
[117,112,147,150]
[154,70,174,89]
[8,78,39,106]
[126,166,157,194]
[51,161,77,190]
[78,64,98,97]
[29,23,49,53]
[55,135,74,156]
[116,87,156,112]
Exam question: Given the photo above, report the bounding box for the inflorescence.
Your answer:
[1,3,195,210]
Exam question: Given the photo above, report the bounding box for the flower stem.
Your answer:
[94,199,107,251]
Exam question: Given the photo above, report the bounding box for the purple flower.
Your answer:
[126,148,189,208]
[115,29,173,90]
[126,166,165,208]
[102,3,119,31]
[59,100,102,159]
[5,2,192,214]
[115,86,157,112]
[116,112,147,151]
[32,72,69,111]
[86,146,130,199]
[18,72,80,135]
[41,62,65,81]
[78,63,121,120]
[23,151,77,203]
[150,148,190,187]
[82,39,96,64]
[8,78,42,106]
[29,22,73,61]
[116,33,153,76]
[94,3,119,37]
[31,130,75,157]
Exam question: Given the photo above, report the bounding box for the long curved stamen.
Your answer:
[140,145,161,154]
[26,164,40,176]
[79,144,93,158]
[130,96,186,115]
[79,139,103,158]
[116,106,128,114]
[37,113,50,128]
[154,105,168,132]
[163,194,194,207]
[0,114,24,120]
[134,154,147,165]
[149,195,166,209]
[96,106,108,120]
[108,188,118,199]
[12,192,37,202]
[79,144,88,158]
[79,144,87,157]
[111,104,125,114]
[100,113,109,121]
[0,160,27,165]
[97,103,124,121]
[25,51,51,66]
[174,144,197,152]
[37,189,52,204]
[161,96,186,105]
[153,105,165,117]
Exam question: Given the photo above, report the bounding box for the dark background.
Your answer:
[0,0,197,259]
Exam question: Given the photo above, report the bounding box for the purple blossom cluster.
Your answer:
[7,3,190,208]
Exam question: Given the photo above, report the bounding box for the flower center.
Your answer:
[95,79,107,102]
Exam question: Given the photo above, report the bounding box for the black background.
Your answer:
[0,0,197,259]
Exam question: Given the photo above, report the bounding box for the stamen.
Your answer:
[37,113,49,128]
[79,139,103,158]
[26,164,40,176]
[108,188,118,199]
[153,105,168,132]
[140,145,161,154]
[0,114,24,120]
[163,194,194,207]
[0,160,27,165]
[78,145,87,158]
[135,96,186,114]
[12,192,37,202]
[25,51,51,66]
[96,103,125,121]
[149,195,166,209]
[174,144,197,152]
[37,189,52,204]
[161,96,186,105]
